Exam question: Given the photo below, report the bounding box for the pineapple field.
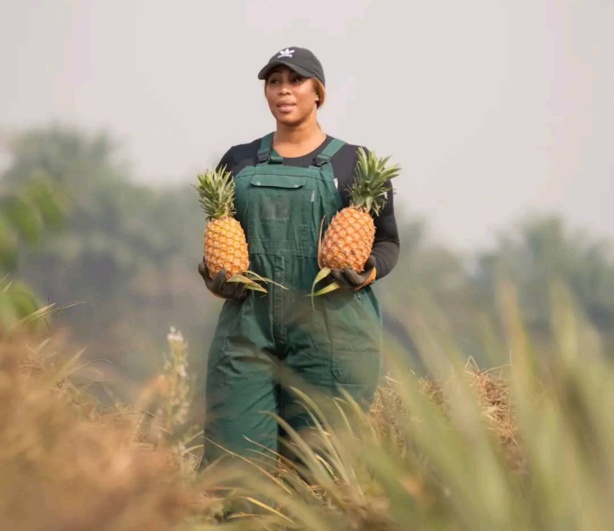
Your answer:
[1,275,613,530]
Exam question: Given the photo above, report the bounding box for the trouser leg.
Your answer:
[277,291,383,461]
[200,336,279,469]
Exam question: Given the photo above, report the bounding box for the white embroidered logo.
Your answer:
[277,48,295,58]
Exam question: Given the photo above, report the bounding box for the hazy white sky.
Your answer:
[1,0,613,252]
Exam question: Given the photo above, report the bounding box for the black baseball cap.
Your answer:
[257,46,325,86]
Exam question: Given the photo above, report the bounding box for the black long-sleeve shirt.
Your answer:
[216,135,400,280]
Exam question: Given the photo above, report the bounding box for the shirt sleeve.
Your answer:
[371,178,400,281]
[214,138,261,178]
[215,148,235,175]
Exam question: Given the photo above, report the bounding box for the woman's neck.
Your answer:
[273,120,327,158]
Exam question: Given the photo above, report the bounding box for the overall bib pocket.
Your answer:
[245,174,310,236]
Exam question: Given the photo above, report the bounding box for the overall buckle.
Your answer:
[312,154,331,167]
[257,148,271,164]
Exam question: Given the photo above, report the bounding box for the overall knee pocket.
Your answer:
[326,291,383,388]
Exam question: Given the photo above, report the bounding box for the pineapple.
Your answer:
[194,165,282,294]
[311,147,401,297]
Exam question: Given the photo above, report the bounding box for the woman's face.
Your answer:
[265,66,319,127]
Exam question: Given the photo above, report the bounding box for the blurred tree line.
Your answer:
[2,124,614,401]
[0,124,220,399]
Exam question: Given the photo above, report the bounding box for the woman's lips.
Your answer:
[277,102,296,113]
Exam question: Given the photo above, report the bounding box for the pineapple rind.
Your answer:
[320,207,375,273]
[203,217,249,279]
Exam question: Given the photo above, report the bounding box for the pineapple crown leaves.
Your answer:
[347,147,401,216]
[192,164,236,221]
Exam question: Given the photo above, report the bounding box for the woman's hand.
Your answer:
[198,258,248,300]
[330,255,377,291]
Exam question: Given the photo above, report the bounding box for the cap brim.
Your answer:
[257,60,314,80]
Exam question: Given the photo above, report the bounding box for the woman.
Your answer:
[197,46,400,469]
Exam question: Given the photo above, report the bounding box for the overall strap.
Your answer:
[256,132,283,164]
[310,138,346,168]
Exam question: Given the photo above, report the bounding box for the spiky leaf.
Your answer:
[192,165,236,221]
[347,148,401,216]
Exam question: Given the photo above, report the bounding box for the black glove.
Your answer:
[198,258,247,301]
[330,255,377,291]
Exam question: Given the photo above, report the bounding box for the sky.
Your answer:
[1,0,613,254]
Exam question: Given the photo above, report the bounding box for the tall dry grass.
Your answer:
[0,328,224,530]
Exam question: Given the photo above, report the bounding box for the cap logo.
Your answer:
[277,48,295,58]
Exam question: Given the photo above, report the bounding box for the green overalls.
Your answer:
[202,133,383,466]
